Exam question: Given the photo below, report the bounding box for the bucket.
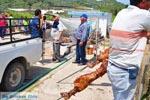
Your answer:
[86,45,94,55]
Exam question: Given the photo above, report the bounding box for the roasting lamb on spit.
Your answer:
[60,48,109,100]
[87,47,109,68]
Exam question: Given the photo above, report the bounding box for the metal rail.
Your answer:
[0,18,41,46]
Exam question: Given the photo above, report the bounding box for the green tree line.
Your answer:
[0,0,127,21]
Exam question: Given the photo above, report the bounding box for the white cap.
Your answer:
[53,14,60,18]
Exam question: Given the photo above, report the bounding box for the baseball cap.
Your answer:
[53,14,60,18]
[80,14,88,19]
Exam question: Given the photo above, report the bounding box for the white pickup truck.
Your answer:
[0,17,42,91]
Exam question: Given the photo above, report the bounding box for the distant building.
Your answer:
[8,8,65,15]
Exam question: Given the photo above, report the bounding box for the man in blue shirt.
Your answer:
[73,14,89,65]
[30,9,43,38]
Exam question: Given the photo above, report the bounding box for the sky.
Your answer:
[96,0,130,5]
[116,0,130,5]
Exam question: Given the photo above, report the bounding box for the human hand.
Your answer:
[56,38,60,42]
[79,42,83,46]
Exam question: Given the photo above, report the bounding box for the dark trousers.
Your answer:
[0,27,5,38]
[53,42,61,60]
[75,40,87,64]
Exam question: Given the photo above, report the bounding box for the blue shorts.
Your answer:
[107,62,138,100]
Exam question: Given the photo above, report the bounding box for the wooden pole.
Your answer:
[135,39,150,99]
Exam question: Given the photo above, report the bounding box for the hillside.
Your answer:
[0,0,125,10]
[0,0,127,17]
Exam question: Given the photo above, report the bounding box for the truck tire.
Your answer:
[1,62,25,91]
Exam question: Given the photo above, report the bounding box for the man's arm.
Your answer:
[80,25,89,46]
[45,20,51,25]
[56,23,63,42]
[56,31,63,41]
[40,16,44,29]
[35,16,44,29]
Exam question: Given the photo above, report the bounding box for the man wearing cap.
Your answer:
[51,14,64,62]
[73,14,89,65]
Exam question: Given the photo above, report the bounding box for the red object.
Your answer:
[93,46,96,50]
[0,16,7,26]
[5,14,7,17]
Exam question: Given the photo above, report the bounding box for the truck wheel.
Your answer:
[1,62,25,91]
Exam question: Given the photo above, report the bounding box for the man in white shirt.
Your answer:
[107,0,150,100]
[51,14,64,62]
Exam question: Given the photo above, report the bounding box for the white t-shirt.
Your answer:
[51,22,63,43]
